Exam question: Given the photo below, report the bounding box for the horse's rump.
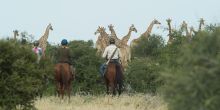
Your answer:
[104,62,123,95]
[54,63,72,98]
[55,63,72,88]
[105,63,116,82]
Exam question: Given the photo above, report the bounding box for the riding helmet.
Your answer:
[61,39,68,45]
[109,38,115,44]
[33,40,39,46]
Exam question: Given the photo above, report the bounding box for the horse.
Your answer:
[54,63,73,99]
[104,61,123,96]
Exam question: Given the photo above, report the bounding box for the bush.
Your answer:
[126,58,163,93]
[160,27,220,110]
[131,34,165,59]
[0,40,46,109]
[127,35,164,93]
[69,40,105,94]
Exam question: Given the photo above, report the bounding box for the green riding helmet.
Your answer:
[33,41,39,46]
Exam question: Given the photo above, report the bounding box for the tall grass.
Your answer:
[35,94,167,110]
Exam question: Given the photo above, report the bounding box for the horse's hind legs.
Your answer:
[118,83,123,96]
[67,82,71,102]
[55,82,61,97]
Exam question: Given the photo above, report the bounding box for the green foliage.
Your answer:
[0,40,47,109]
[126,35,165,93]
[160,27,220,110]
[159,31,186,66]
[131,35,165,59]
[68,40,105,94]
[126,58,162,93]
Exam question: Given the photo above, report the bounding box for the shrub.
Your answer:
[125,58,163,93]
[131,34,165,59]
[0,40,46,109]
[160,27,220,110]
[69,40,105,94]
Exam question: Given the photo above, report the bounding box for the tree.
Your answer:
[0,40,47,109]
[131,34,165,59]
[126,35,165,93]
[160,27,220,110]
[69,40,105,94]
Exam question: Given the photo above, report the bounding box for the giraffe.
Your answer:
[13,30,19,40]
[121,24,137,45]
[38,23,53,56]
[130,19,161,47]
[190,18,205,36]
[190,26,196,36]
[198,18,205,31]
[108,24,121,46]
[181,21,191,41]
[166,18,173,44]
[94,26,109,55]
[120,24,137,67]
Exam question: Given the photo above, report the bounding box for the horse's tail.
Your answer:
[116,65,123,85]
[60,64,67,88]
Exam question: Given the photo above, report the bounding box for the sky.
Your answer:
[0,0,220,44]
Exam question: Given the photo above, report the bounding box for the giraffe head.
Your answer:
[166,18,172,24]
[129,24,137,33]
[13,30,19,36]
[48,23,53,30]
[94,26,106,35]
[199,18,205,26]
[152,19,161,25]
[108,24,114,31]
[181,21,188,29]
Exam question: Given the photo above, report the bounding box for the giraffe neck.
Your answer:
[100,31,108,38]
[142,21,155,37]
[110,29,120,41]
[167,22,172,43]
[121,30,132,45]
[168,23,172,36]
[43,26,50,39]
[13,33,17,40]
[100,31,109,43]
[189,29,194,41]
[110,29,116,36]
[185,27,190,37]
[39,25,51,52]
[199,23,202,31]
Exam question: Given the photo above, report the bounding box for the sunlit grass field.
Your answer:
[35,94,167,110]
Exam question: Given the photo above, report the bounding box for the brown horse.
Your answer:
[55,63,73,99]
[104,61,123,96]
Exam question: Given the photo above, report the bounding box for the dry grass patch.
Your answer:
[35,94,167,110]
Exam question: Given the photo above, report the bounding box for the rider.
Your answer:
[32,40,43,64]
[101,38,123,78]
[57,39,75,79]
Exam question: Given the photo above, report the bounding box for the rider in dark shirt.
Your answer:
[57,39,75,78]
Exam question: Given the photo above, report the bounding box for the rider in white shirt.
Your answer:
[100,38,123,80]
[102,39,122,60]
